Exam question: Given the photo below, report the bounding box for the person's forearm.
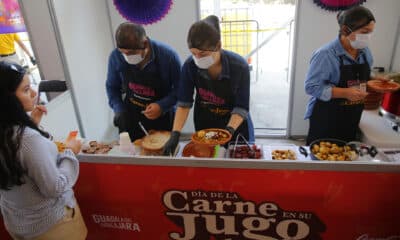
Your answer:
[331,87,348,99]
[157,93,176,113]
[172,107,190,132]
[16,39,32,57]
[227,113,244,130]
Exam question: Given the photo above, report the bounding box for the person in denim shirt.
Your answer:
[106,22,181,141]
[163,15,254,155]
[304,6,384,145]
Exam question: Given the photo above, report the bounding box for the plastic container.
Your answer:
[227,143,263,159]
[119,132,135,155]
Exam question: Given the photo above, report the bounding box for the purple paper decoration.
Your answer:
[313,0,367,11]
[113,0,173,25]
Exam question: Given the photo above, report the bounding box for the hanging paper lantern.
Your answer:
[313,0,367,11]
[113,0,173,25]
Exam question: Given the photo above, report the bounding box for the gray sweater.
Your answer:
[0,127,79,239]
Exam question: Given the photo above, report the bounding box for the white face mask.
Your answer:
[123,53,144,65]
[193,55,215,69]
[349,33,372,49]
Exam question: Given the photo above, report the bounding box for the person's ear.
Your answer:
[216,41,222,51]
[143,39,149,49]
[341,25,351,36]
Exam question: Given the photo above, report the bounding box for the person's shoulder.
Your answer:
[19,127,47,147]
[182,55,196,71]
[109,48,121,58]
[360,47,373,65]
[311,39,339,62]
[222,50,248,67]
[108,48,126,68]
[151,39,178,55]
[362,47,373,58]
[21,127,41,138]
[315,39,337,55]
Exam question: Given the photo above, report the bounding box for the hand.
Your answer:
[163,131,180,156]
[142,103,162,120]
[30,56,36,65]
[225,126,235,136]
[31,105,47,125]
[345,88,368,102]
[65,139,82,155]
[113,112,127,131]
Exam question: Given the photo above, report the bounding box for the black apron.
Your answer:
[306,54,370,145]
[122,62,173,141]
[193,70,250,140]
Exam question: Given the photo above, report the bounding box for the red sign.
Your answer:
[1,162,400,239]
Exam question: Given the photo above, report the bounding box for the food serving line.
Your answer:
[1,132,400,240]
[1,128,400,240]
[66,133,400,240]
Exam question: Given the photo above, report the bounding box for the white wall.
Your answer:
[21,0,400,139]
[49,0,115,140]
[108,0,198,61]
[288,0,400,137]
[107,0,199,133]
[39,92,79,139]
[19,0,79,137]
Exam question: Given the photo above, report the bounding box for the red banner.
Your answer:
[1,162,400,239]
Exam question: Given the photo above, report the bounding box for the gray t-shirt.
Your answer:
[0,127,79,239]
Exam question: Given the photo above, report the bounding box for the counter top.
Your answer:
[78,149,400,173]
[359,109,400,148]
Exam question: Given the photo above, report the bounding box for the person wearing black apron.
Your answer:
[106,22,181,141]
[163,15,255,155]
[193,69,250,140]
[122,61,174,141]
[305,6,382,145]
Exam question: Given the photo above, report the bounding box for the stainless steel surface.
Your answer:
[77,152,400,173]
[379,107,400,125]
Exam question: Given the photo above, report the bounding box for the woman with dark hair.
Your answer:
[0,61,87,239]
[304,6,382,145]
[163,15,255,155]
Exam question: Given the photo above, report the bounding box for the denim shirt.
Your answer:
[304,37,373,119]
[177,49,250,119]
[105,39,181,114]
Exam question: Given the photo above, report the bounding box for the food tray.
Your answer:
[182,142,216,158]
[82,140,116,155]
[226,143,263,159]
[263,145,309,161]
[191,128,232,146]
[176,142,225,158]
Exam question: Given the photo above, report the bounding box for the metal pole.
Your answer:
[389,16,400,72]
[47,0,86,137]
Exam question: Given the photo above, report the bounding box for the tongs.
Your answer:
[346,141,378,158]
[232,133,254,155]
[138,121,149,136]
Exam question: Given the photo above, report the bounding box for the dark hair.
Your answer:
[115,22,147,50]
[187,15,221,50]
[0,61,49,190]
[337,6,375,35]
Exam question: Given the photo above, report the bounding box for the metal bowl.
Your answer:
[299,138,358,161]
